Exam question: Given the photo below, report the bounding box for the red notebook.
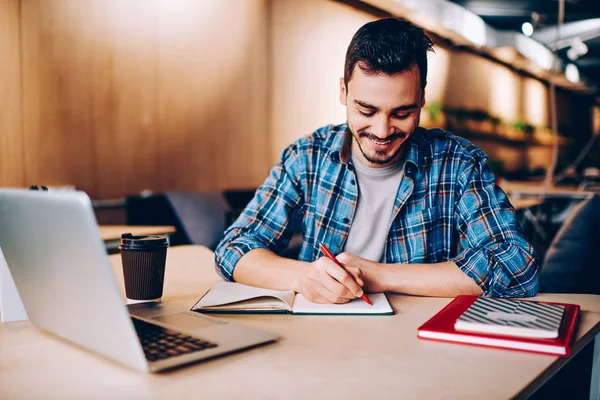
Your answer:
[417,295,580,357]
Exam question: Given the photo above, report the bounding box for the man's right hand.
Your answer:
[295,256,365,304]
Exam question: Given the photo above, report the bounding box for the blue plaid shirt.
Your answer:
[215,123,540,297]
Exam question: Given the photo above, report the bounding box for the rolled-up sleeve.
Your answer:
[214,144,305,281]
[451,157,540,297]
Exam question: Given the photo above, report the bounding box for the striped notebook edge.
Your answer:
[454,297,565,339]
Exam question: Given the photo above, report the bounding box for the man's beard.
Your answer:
[352,130,408,165]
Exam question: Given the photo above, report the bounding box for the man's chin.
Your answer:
[363,152,398,166]
[362,146,403,164]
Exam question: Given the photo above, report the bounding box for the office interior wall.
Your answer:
[12,0,270,198]
[267,1,587,173]
[0,0,24,187]
[269,0,376,162]
[2,0,592,196]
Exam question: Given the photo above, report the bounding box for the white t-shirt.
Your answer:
[343,152,405,262]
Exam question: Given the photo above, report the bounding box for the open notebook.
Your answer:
[191,282,394,315]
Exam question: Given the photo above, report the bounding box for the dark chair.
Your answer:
[126,189,304,257]
[222,189,257,226]
[539,194,600,294]
[164,192,229,251]
[126,192,229,250]
[125,194,189,246]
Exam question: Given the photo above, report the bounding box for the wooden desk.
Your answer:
[1,245,599,399]
[99,225,176,252]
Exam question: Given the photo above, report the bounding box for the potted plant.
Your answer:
[468,109,491,133]
[490,116,502,135]
[507,121,526,140]
[421,102,445,128]
[523,124,535,141]
[451,108,469,132]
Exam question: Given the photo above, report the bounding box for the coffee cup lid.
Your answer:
[119,233,168,250]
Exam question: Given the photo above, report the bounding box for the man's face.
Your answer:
[340,63,425,168]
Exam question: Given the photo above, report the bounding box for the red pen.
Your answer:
[319,243,373,306]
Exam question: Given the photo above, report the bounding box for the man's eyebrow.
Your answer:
[353,100,418,112]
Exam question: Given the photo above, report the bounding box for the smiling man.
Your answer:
[215,18,540,302]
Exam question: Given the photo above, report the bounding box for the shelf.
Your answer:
[455,130,528,147]
[422,125,573,148]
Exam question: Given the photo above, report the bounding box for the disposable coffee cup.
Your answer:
[119,233,168,304]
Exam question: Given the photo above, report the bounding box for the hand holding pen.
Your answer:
[294,244,368,304]
[319,243,373,306]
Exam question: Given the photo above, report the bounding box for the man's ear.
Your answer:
[420,89,426,108]
[339,78,347,106]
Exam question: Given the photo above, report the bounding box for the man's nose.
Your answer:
[371,116,394,138]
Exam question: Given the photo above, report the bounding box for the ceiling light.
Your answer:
[565,63,580,83]
[572,37,588,55]
[567,37,588,61]
[567,48,579,61]
[522,22,534,37]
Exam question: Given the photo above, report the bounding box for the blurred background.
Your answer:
[1,0,598,268]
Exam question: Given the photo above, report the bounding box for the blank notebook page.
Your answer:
[291,293,393,314]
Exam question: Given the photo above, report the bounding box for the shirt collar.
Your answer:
[406,127,430,172]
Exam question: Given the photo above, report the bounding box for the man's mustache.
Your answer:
[359,131,407,141]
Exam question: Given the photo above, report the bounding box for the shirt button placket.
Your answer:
[348,163,356,186]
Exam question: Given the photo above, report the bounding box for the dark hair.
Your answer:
[344,18,434,90]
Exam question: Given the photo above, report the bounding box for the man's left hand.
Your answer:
[335,252,388,294]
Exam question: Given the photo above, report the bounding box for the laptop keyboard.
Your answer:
[132,318,218,362]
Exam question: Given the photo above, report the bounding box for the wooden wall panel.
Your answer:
[20,0,270,198]
[15,0,588,198]
[0,0,24,187]
[150,0,270,192]
[20,0,98,192]
[270,0,375,162]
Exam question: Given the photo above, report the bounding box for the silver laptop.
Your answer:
[0,188,279,372]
